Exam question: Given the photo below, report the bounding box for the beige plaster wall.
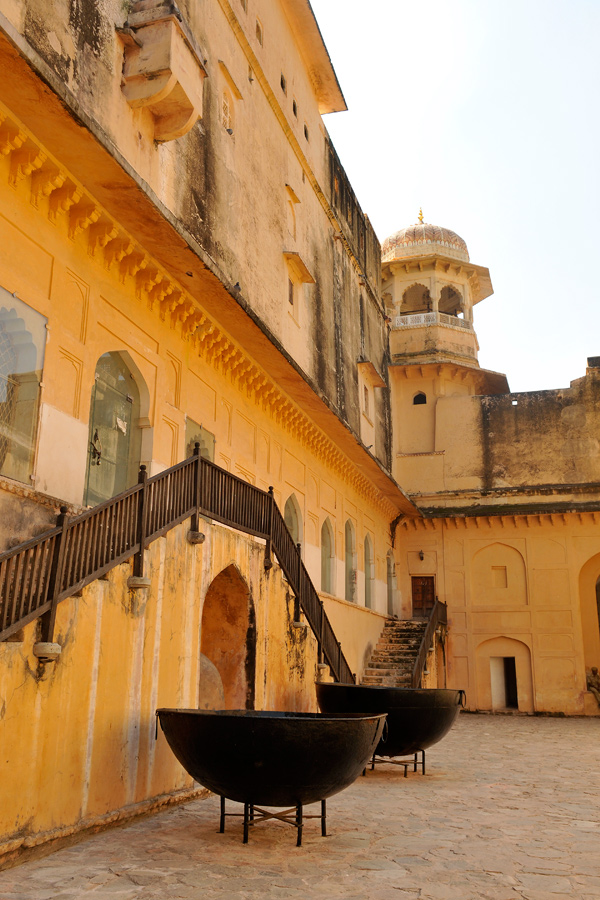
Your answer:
[397,513,600,715]
[0,518,329,863]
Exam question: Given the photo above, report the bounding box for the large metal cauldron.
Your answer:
[156,709,386,807]
[316,684,464,758]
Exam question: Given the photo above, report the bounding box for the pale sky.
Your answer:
[310,0,600,393]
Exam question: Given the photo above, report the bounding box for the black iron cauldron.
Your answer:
[156,709,386,807]
[316,683,464,758]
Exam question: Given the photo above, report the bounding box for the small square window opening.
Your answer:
[280,73,287,94]
[292,99,298,117]
[255,19,263,45]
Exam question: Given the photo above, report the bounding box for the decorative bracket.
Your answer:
[120,0,207,142]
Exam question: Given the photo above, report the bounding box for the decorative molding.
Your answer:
[0,100,398,520]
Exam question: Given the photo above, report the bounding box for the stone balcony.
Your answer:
[392,311,473,331]
[389,311,479,365]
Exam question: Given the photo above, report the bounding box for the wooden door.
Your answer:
[411,575,435,617]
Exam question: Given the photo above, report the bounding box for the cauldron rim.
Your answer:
[157,707,385,721]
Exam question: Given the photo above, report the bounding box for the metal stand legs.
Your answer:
[219,796,327,846]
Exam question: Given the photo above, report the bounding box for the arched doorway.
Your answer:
[84,352,145,506]
[200,565,256,709]
[578,553,600,670]
[475,636,534,713]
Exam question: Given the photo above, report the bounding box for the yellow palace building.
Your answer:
[0,0,598,865]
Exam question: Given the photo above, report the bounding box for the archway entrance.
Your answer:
[475,636,533,712]
[200,565,256,709]
[578,553,600,671]
[84,351,143,506]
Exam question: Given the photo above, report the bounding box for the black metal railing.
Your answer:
[411,600,447,688]
[0,446,354,683]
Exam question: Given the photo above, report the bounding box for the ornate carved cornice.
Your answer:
[0,101,398,519]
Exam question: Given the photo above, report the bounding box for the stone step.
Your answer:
[369,653,417,669]
[361,676,412,686]
[374,642,420,651]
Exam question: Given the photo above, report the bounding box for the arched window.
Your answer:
[0,290,46,484]
[84,352,143,506]
[345,520,356,603]
[413,392,427,405]
[401,283,431,314]
[284,494,302,548]
[364,534,374,609]
[221,90,234,133]
[321,518,335,594]
[386,551,396,616]
[439,285,463,316]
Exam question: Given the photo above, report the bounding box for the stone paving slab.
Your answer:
[0,714,599,899]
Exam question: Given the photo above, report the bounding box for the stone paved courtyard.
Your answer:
[1,713,599,900]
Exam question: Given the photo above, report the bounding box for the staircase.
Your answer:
[362,618,428,687]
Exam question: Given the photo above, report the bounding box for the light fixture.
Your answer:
[419,550,424,561]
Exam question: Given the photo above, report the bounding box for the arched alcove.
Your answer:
[471,542,528,607]
[364,534,374,609]
[578,553,600,670]
[200,564,256,710]
[84,351,147,506]
[284,493,303,548]
[413,391,427,406]
[320,517,335,594]
[401,283,431,314]
[345,520,356,603]
[475,636,533,712]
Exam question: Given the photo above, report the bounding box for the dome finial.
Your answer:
[417,207,424,224]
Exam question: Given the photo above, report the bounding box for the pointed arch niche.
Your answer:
[200,565,257,710]
[475,636,533,713]
[471,542,528,607]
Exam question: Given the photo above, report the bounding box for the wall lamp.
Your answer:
[419,550,424,561]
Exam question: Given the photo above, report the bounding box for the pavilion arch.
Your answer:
[401,283,431,314]
[475,636,533,713]
[200,564,257,710]
[364,534,374,609]
[345,519,357,603]
[284,493,303,549]
[470,542,528,607]
[84,350,150,506]
[320,517,335,595]
[439,284,464,316]
[578,552,600,670]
